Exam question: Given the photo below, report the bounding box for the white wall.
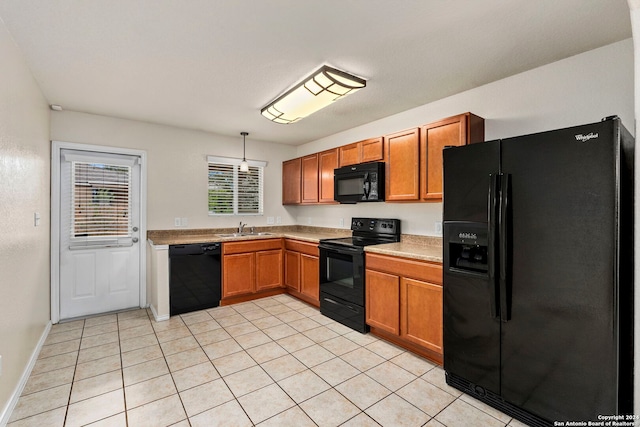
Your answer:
[294,39,635,235]
[0,19,51,416]
[51,112,297,230]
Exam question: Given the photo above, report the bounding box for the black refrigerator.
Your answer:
[442,116,634,427]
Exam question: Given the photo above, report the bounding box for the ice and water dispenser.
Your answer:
[444,222,489,275]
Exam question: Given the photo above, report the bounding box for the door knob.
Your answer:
[132,237,139,243]
[132,226,139,232]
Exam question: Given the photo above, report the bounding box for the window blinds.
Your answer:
[72,161,132,238]
[208,159,264,215]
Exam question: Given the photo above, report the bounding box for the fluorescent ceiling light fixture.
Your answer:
[261,65,366,124]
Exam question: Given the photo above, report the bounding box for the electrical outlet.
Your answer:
[339,218,344,227]
[435,221,443,236]
[181,218,188,227]
[276,216,282,224]
[267,216,275,225]
[174,217,181,227]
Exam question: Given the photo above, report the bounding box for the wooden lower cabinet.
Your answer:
[222,239,284,302]
[256,249,283,291]
[365,253,443,364]
[284,239,320,306]
[401,277,443,354]
[222,252,255,298]
[284,250,300,292]
[365,269,400,335]
[300,254,319,302]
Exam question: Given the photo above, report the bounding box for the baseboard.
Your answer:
[149,304,169,322]
[0,321,52,426]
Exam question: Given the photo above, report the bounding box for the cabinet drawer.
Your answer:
[284,239,319,256]
[223,238,282,255]
[366,253,442,284]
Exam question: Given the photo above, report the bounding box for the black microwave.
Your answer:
[334,162,385,203]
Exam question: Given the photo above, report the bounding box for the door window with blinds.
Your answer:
[61,150,139,249]
[207,156,266,215]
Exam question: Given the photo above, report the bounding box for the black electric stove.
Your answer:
[318,218,401,332]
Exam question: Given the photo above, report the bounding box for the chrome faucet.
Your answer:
[238,221,246,233]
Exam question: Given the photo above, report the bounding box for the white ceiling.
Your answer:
[0,1,632,145]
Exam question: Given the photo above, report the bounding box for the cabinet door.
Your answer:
[365,269,400,335]
[256,250,283,291]
[421,113,484,200]
[401,277,443,354]
[339,142,361,167]
[361,137,384,163]
[301,154,319,204]
[223,253,255,298]
[318,148,338,203]
[284,250,300,292]
[282,158,301,205]
[421,115,466,200]
[300,254,319,302]
[385,128,420,201]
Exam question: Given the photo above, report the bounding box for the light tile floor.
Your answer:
[8,294,530,426]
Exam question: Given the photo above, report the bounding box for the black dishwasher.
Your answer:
[169,243,221,316]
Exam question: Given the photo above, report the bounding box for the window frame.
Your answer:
[207,155,267,216]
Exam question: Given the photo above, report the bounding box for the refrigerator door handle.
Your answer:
[488,173,500,319]
[499,173,512,322]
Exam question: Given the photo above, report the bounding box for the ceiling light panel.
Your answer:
[261,65,366,124]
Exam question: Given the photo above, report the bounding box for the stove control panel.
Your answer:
[351,217,401,235]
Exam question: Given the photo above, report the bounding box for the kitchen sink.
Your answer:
[217,232,273,237]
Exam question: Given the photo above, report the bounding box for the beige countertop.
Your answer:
[365,241,443,263]
[147,227,442,262]
[147,227,351,246]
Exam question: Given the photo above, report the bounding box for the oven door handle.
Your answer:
[323,297,358,312]
[319,245,362,255]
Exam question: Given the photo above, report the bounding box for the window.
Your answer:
[72,161,132,238]
[208,156,266,215]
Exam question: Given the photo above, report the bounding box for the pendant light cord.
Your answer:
[241,131,248,161]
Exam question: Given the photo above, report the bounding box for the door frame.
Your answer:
[51,140,148,324]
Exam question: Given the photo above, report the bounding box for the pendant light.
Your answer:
[240,132,249,172]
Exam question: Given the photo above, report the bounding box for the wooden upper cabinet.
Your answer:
[301,154,319,204]
[318,148,338,203]
[385,128,420,201]
[339,137,384,167]
[421,113,484,200]
[361,137,384,163]
[339,142,361,167]
[282,158,301,205]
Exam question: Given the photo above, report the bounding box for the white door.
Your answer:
[59,149,141,320]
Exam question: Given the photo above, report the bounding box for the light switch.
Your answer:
[34,212,40,227]
[267,216,275,225]
[0,354,3,376]
[181,218,188,226]
[276,216,282,224]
